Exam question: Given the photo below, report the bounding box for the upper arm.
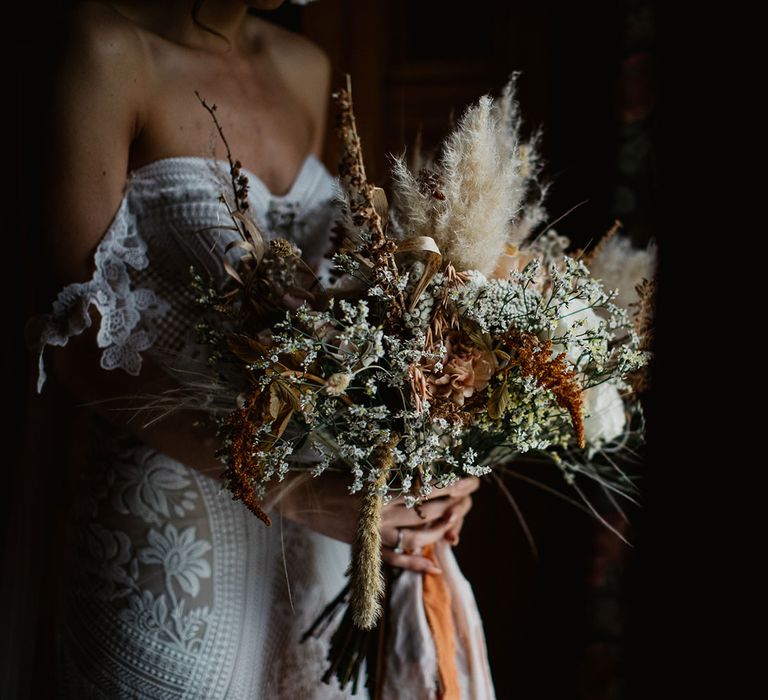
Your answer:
[42,5,147,288]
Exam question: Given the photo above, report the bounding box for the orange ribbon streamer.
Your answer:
[421,542,460,699]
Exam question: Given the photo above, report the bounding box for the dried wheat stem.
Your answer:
[331,74,405,319]
[348,431,401,629]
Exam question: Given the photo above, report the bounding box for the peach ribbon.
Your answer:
[421,541,461,699]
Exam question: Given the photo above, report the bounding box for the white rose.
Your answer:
[582,381,626,449]
[549,298,607,368]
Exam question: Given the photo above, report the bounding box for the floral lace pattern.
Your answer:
[58,421,368,698]
[66,438,214,658]
[25,193,171,394]
[109,447,200,524]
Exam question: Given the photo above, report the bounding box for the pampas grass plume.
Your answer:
[389,71,549,276]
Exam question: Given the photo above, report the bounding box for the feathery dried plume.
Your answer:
[580,219,623,266]
[390,72,547,276]
[587,232,658,311]
[507,125,552,246]
[433,92,520,275]
[389,153,435,241]
[347,431,401,629]
[491,71,522,161]
[630,278,656,352]
[491,72,550,247]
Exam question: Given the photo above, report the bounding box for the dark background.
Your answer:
[7,1,721,699]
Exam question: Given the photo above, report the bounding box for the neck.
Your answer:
[106,0,253,54]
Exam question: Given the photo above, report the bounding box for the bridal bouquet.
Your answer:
[172,73,655,695]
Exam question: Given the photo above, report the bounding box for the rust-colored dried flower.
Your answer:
[220,387,273,527]
[510,332,586,448]
[579,219,622,266]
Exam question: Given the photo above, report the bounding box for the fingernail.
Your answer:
[447,513,458,524]
[428,566,443,575]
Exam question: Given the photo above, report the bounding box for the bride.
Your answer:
[14,0,494,698]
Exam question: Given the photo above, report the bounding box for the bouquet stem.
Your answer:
[302,431,403,693]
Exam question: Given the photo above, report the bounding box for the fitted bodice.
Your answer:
[123,154,339,283]
[25,153,343,394]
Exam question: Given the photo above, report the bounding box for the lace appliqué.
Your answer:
[68,441,213,656]
[265,200,308,248]
[25,194,171,393]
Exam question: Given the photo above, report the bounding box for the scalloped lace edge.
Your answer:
[24,194,171,394]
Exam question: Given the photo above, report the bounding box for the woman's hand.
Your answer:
[271,470,480,575]
[379,477,479,573]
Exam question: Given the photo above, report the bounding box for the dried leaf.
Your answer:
[372,186,389,222]
[394,235,442,312]
[271,407,294,441]
[231,210,266,263]
[227,334,269,363]
[223,259,245,287]
[487,380,510,420]
[274,380,304,412]
[494,348,511,366]
[267,384,283,421]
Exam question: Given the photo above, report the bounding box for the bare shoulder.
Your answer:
[51,2,149,134]
[54,1,149,90]
[262,20,332,79]
[259,19,331,108]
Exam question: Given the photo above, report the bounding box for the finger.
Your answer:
[443,496,474,545]
[444,515,465,545]
[392,487,475,527]
[434,476,480,498]
[382,495,465,528]
[387,476,480,508]
[382,512,458,553]
[444,517,463,545]
[381,549,443,575]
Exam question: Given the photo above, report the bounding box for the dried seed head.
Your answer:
[324,372,352,395]
[270,239,295,257]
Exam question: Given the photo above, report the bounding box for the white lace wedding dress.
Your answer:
[22,153,373,698]
[22,153,497,699]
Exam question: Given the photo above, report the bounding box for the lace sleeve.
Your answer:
[24,193,171,394]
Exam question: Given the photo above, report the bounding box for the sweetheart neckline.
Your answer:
[127,153,321,201]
